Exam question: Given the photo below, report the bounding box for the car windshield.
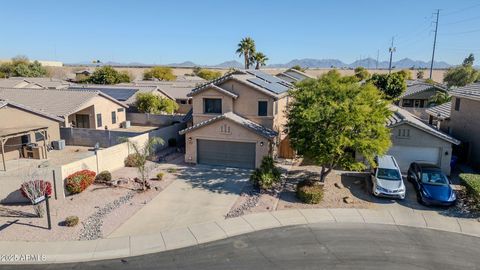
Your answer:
[377,168,401,181]
[421,171,449,185]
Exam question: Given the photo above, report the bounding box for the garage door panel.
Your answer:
[387,146,439,172]
[197,139,256,169]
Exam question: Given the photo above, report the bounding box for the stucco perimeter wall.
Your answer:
[184,118,270,168]
[127,113,184,126]
[390,123,453,175]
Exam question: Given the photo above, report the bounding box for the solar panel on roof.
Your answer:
[69,87,138,101]
[247,78,290,94]
[246,70,285,84]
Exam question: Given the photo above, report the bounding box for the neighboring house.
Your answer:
[427,83,480,168]
[179,70,294,169]
[397,80,447,119]
[120,80,205,114]
[0,77,71,89]
[276,68,314,83]
[386,106,460,175]
[0,99,63,170]
[0,88,127,130]
[425,101,451,129]
[75,69,92,82]
[69,84,160,112]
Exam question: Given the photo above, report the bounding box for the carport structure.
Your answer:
[0,126,49,171]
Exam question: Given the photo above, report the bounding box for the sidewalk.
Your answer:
[1,208,479,265]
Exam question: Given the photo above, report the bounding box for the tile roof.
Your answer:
[188,70,293,99]
[187,83,238,98]
[0,87,126,118]
[119,81,200,100]
[425,102,451,120]
[387,105,459,145]
[0,99,63,122]
[0,77,71,89]
[69,84,158,105]
[450,83,480,101]
[179,112,278,139]
[401,80,446,98]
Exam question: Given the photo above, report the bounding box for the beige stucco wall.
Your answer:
[65,96,126,130]
[184,118,271,168]
[390,123,453,175]
[0,106,61,160]
[448,97,480,168]
[192,88,234,124]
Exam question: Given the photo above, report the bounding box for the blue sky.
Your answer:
[1,0,480,65]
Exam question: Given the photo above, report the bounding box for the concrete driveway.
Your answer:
[108,165,250,237]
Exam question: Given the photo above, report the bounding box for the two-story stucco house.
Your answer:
[427,83,480,168]
[179,70,294,168]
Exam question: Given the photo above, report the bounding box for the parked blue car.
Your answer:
[407,162,456,206]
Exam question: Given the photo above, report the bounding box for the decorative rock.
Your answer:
[343,196,354,204]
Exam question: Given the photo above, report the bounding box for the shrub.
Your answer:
[250,156,282,189]
[156,172,164,181]
[296,179,324,204]
[64,216,79,227]
[124,153,144,167]
[460,173,480,202]
[65,170,96,194]
[95,170,112,183]
[168,138,177,147]
[20,180,52,198]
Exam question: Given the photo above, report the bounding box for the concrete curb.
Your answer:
[0,208,479,265]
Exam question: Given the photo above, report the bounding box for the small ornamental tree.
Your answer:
[354,66,371,81]
[287,72,392,182]
[124,137,164,191]
[193,68,222,80]
[143,66,176,81]
[443,54,479,88]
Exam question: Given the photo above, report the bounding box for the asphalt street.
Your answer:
[4,223,480,270]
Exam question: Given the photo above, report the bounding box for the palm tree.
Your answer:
[236,37,256,69]
[252,52,269,70]
[429,91,452,106]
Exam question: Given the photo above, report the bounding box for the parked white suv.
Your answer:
[371,155,406,199]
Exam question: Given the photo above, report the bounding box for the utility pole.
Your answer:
[388,37,396,74]
[376,49,379,70]
[430,9,440,79]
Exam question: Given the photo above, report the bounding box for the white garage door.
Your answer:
[387,146,440,172]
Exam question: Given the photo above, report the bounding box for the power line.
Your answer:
[442,2,480,16]
[442,14,480,26]
[429,9,440,79]
[442,28,480,35]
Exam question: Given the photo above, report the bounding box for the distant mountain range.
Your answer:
[69,57,454,69]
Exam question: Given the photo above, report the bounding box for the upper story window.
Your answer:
[258,101,268,116]
[204,98,222,114]
[454,98,461,111]
[402,99,413,107]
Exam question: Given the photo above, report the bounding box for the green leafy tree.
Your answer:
[143,66,176,81]
[287,72,392,182]
[136,93,178,114]
[252,52,269,70]
[236,37,256,69]
[291,65,306,72]
[368,72,406,100]
[87,66,132,84]
[0,56,48,78]
[354,66,371,81]
[193,68,222,80]
[443,54,479,88]
[396,69,413,80]
[429,91,452,106]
